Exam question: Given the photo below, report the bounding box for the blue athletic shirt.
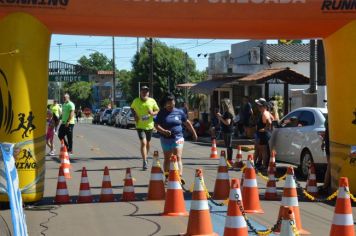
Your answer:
[154,108,187,139]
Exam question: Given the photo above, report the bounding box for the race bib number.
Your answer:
[176,138,184,145]
[141,115,149,121]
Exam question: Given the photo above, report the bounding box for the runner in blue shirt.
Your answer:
[154,94,197,182]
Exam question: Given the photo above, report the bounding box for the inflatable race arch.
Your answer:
[0,0,355,201]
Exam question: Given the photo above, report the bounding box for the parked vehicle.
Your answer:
[115,106,131,127]
[108,108,121,126]
[120,110,136,128]
[269,107,327,179]
[100,109,112,125]
[92,108,105,124]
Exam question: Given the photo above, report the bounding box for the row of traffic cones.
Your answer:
[184,157,354,236]
[210,139,245,168]
[56,150,166,204]
[55,166,133,204]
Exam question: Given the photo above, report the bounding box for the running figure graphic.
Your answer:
[10,111,36,138]
[24,111,36,137]
[10,113,27,137]
[18,149,34,164]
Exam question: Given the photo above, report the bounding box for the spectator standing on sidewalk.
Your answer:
[58,93,75,154]
[216,99,235,164]
[321,118,330,193]
[210,107,220,139]
[131,86,160,170]
[254,98,273,170]
[241,96,253,138]
[76,106,82,124]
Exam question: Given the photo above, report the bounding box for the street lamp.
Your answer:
[56,43,62,102]
[56,43,62,62]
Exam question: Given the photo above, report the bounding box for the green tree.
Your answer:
[67,52,116,108]
[130,39,198,106]
[78,52,113,71]
[117,69,133,102]
[101,98,111,108]
[63,81,93,109]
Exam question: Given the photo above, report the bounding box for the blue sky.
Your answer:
[49,35,252,71]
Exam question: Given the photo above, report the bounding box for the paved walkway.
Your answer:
[0,123,355,235]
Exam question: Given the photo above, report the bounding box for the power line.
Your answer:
[182,39,216,50]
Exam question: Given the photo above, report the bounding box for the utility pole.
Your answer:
[137,37,139,53]
[112,36,116,108]
[309,39,316,94]
[184,52,188,103]
[149,38,154,97]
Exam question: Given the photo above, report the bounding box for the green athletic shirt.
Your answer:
[61,101,75,124]
[131,97,159,130]
[50,104,61,117]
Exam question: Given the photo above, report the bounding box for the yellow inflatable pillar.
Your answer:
[324,21,356,194]
[0,13,50,202]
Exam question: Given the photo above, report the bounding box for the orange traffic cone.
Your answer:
[234,145,243,169]
[122,168,135,201]
[77,167,93,203]
[329,177,355,236]
[147,151,165,200]
[267,150,277,173]
[264,162,279,200]
[185,169,217,236]
[210,138,218,159]
[213,150,230,200]
[59,140,66,161]
[224,178,248,236]
[305,163,318,197]
[242,154,264,213]
[60,141,71,179]
[99,166,115,202]
[55,166,70,204]
[162,155,188,216]
[275,167,309,234]
[280,206,298,236]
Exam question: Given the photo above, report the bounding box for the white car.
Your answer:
[115,106,131,127]
[121,110,136,128]
[269,107,327,178]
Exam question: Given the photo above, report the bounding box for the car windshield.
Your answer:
[123,108,130,113]
[105,110,112,114]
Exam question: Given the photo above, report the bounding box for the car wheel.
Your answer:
[298,149,313,180]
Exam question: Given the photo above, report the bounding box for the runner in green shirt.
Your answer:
[131,86,159,170]
[58,93,76,154]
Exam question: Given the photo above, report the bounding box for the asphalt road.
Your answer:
[0,123,355,235]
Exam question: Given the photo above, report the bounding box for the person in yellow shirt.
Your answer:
[50,100,62,133]
[131,86,159,170]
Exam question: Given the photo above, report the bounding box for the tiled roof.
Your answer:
[264,44,316,62]
[238,68,309,85]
